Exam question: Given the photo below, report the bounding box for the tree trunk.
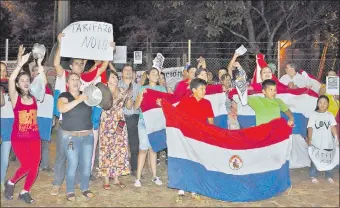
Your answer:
[243,1,258,51]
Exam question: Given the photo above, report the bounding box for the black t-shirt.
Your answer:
[58,91,93,131]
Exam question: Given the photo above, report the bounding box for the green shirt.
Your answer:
[139,85,167,120]
[248,96,289,126]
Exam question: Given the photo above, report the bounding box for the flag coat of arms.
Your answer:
[161,100,293,202]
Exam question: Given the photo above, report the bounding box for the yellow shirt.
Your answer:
[326,94,339,117]
[320,84,339,117]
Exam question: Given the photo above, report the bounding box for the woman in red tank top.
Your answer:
[4,49,46,204]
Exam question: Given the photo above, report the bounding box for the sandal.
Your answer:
[103,184,111,190]
[191,193,202,201]
[82,190,95,198]
[176,194,185,203]
[113,182,126,188]
[311,177,319,184]
[66,193,76,202]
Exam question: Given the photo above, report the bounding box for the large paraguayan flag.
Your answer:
[1,86,54,141]
[140,87,318,153]
[162,100,293,202]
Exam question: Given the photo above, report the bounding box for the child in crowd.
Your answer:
[307,95,339,184]
[169,78,214,202]
[220,74,240,129]
[247,79,295,127]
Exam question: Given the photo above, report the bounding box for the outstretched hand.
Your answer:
[18,52,31,67]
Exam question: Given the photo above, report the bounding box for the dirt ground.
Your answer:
[1,129,339,207]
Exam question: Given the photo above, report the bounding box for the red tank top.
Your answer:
[11,96,40,141]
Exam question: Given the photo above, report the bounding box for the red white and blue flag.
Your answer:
[162,100,292,202]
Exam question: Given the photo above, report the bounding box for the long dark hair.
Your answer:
[143,68,159,86]
[315,95,329,111]
[15,71,32,98]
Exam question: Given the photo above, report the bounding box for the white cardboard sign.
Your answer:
[326,76,339,95]
[60,21,114,61]
[134,51,142,64]
[113,46,127,64]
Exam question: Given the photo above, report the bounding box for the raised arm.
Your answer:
[54,33,65,77]
[227,53,240,79]
[37,58,47,85]
[8,52,31,107]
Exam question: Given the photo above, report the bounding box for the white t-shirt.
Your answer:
[307,111,337,149]
[279,73,307,88]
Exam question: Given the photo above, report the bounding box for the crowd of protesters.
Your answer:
[0,32,339,204]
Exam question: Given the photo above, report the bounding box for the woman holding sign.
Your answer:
[4,51,46,204]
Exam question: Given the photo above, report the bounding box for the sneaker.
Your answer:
[134,179,141,187]
[151,177,163,186]
[19,192,34,204]
[50,185,60,196]
[4,180,15,200]
[311,177,319,184]
[327,177,335,184]
[176,194,185,203]
[156,159,161,166]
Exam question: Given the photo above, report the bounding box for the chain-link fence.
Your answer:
[1,41,339,84]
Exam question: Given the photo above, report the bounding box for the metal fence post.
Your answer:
[188,39,191,65]
[277,41,281,78]
[5,39,9,63]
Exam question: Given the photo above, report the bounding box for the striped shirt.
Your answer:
[118,80,140,115]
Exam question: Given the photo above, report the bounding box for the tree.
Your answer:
[1,0,54,44]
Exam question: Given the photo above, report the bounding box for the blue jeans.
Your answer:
[1,141,11,184]
[309,162,333,178]
[53,126,81,186]
[62,131,94,193]
[40,140,50,168]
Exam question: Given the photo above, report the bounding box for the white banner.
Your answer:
[235,77,248,106]
[60,21,114,61]
[161,67,184,90]
[113,46,127,64]
[308,140,339,171]
[134,51,142,64]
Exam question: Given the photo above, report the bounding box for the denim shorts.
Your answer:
[138,119,151,150]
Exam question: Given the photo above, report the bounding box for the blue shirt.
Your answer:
[139,85,167,120]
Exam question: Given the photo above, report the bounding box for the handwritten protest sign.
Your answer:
[326,76,339,95]
[60,21,113,61]
[161,67,184,90]
[308,141,339,171]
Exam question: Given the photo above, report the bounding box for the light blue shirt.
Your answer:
[139,85,167,120]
